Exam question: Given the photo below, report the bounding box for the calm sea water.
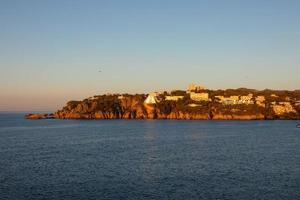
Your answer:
[0,113,300,200]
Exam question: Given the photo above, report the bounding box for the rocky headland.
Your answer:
[26,87,300,120]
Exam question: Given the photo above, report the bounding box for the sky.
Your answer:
[0,0,300,111]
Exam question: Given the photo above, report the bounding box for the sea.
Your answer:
[0,113,300,200]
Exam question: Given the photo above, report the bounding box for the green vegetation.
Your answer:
[170,90,187,96]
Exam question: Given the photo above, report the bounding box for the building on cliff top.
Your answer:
[215,96,238,105]
[272,102,296,114]
[240,94,253,100]
[215,94,254,105]
[240,94,254,104]
[190,92,209,101]
[255,96,265,102]
[255,96,265,107]
[165,96,184,101]
[144,93,161,104]
[187,84,205,93]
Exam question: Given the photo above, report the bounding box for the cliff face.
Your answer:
[55,95,147,119]
[51,93,300,120]
[54,96,211,120]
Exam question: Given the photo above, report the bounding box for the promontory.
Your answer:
[26,84,300,120]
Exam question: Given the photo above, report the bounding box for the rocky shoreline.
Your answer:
[25,113,55,120]
[25,88,300,120]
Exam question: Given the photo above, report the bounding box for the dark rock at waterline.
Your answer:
[25,113,54,120]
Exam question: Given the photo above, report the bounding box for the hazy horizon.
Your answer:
[1,0,300,111]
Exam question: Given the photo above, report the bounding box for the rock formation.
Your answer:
[25,113,54,120]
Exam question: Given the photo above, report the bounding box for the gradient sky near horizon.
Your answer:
[1,0,300,111]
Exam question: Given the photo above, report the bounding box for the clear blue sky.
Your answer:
[0,0,300,111]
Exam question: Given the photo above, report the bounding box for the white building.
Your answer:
[165,96,184,101]
[272,102,296,114]
[187,84,205,93]
[190,92,209,101]
[215,95,239,105]
[215,94,254,105]
[144,93,161,104]
[240,94,254,104]
[255,96,265,107]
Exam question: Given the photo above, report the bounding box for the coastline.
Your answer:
[25,112,300,121]
[25,87,300,121]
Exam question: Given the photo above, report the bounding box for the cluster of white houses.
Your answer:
[143,84,269,107]
[144,84,210,105]
[215,94,254,105]
[128,84,300,112]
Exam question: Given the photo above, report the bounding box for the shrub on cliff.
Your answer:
[157,101,173,115]
[170,90,186,96]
